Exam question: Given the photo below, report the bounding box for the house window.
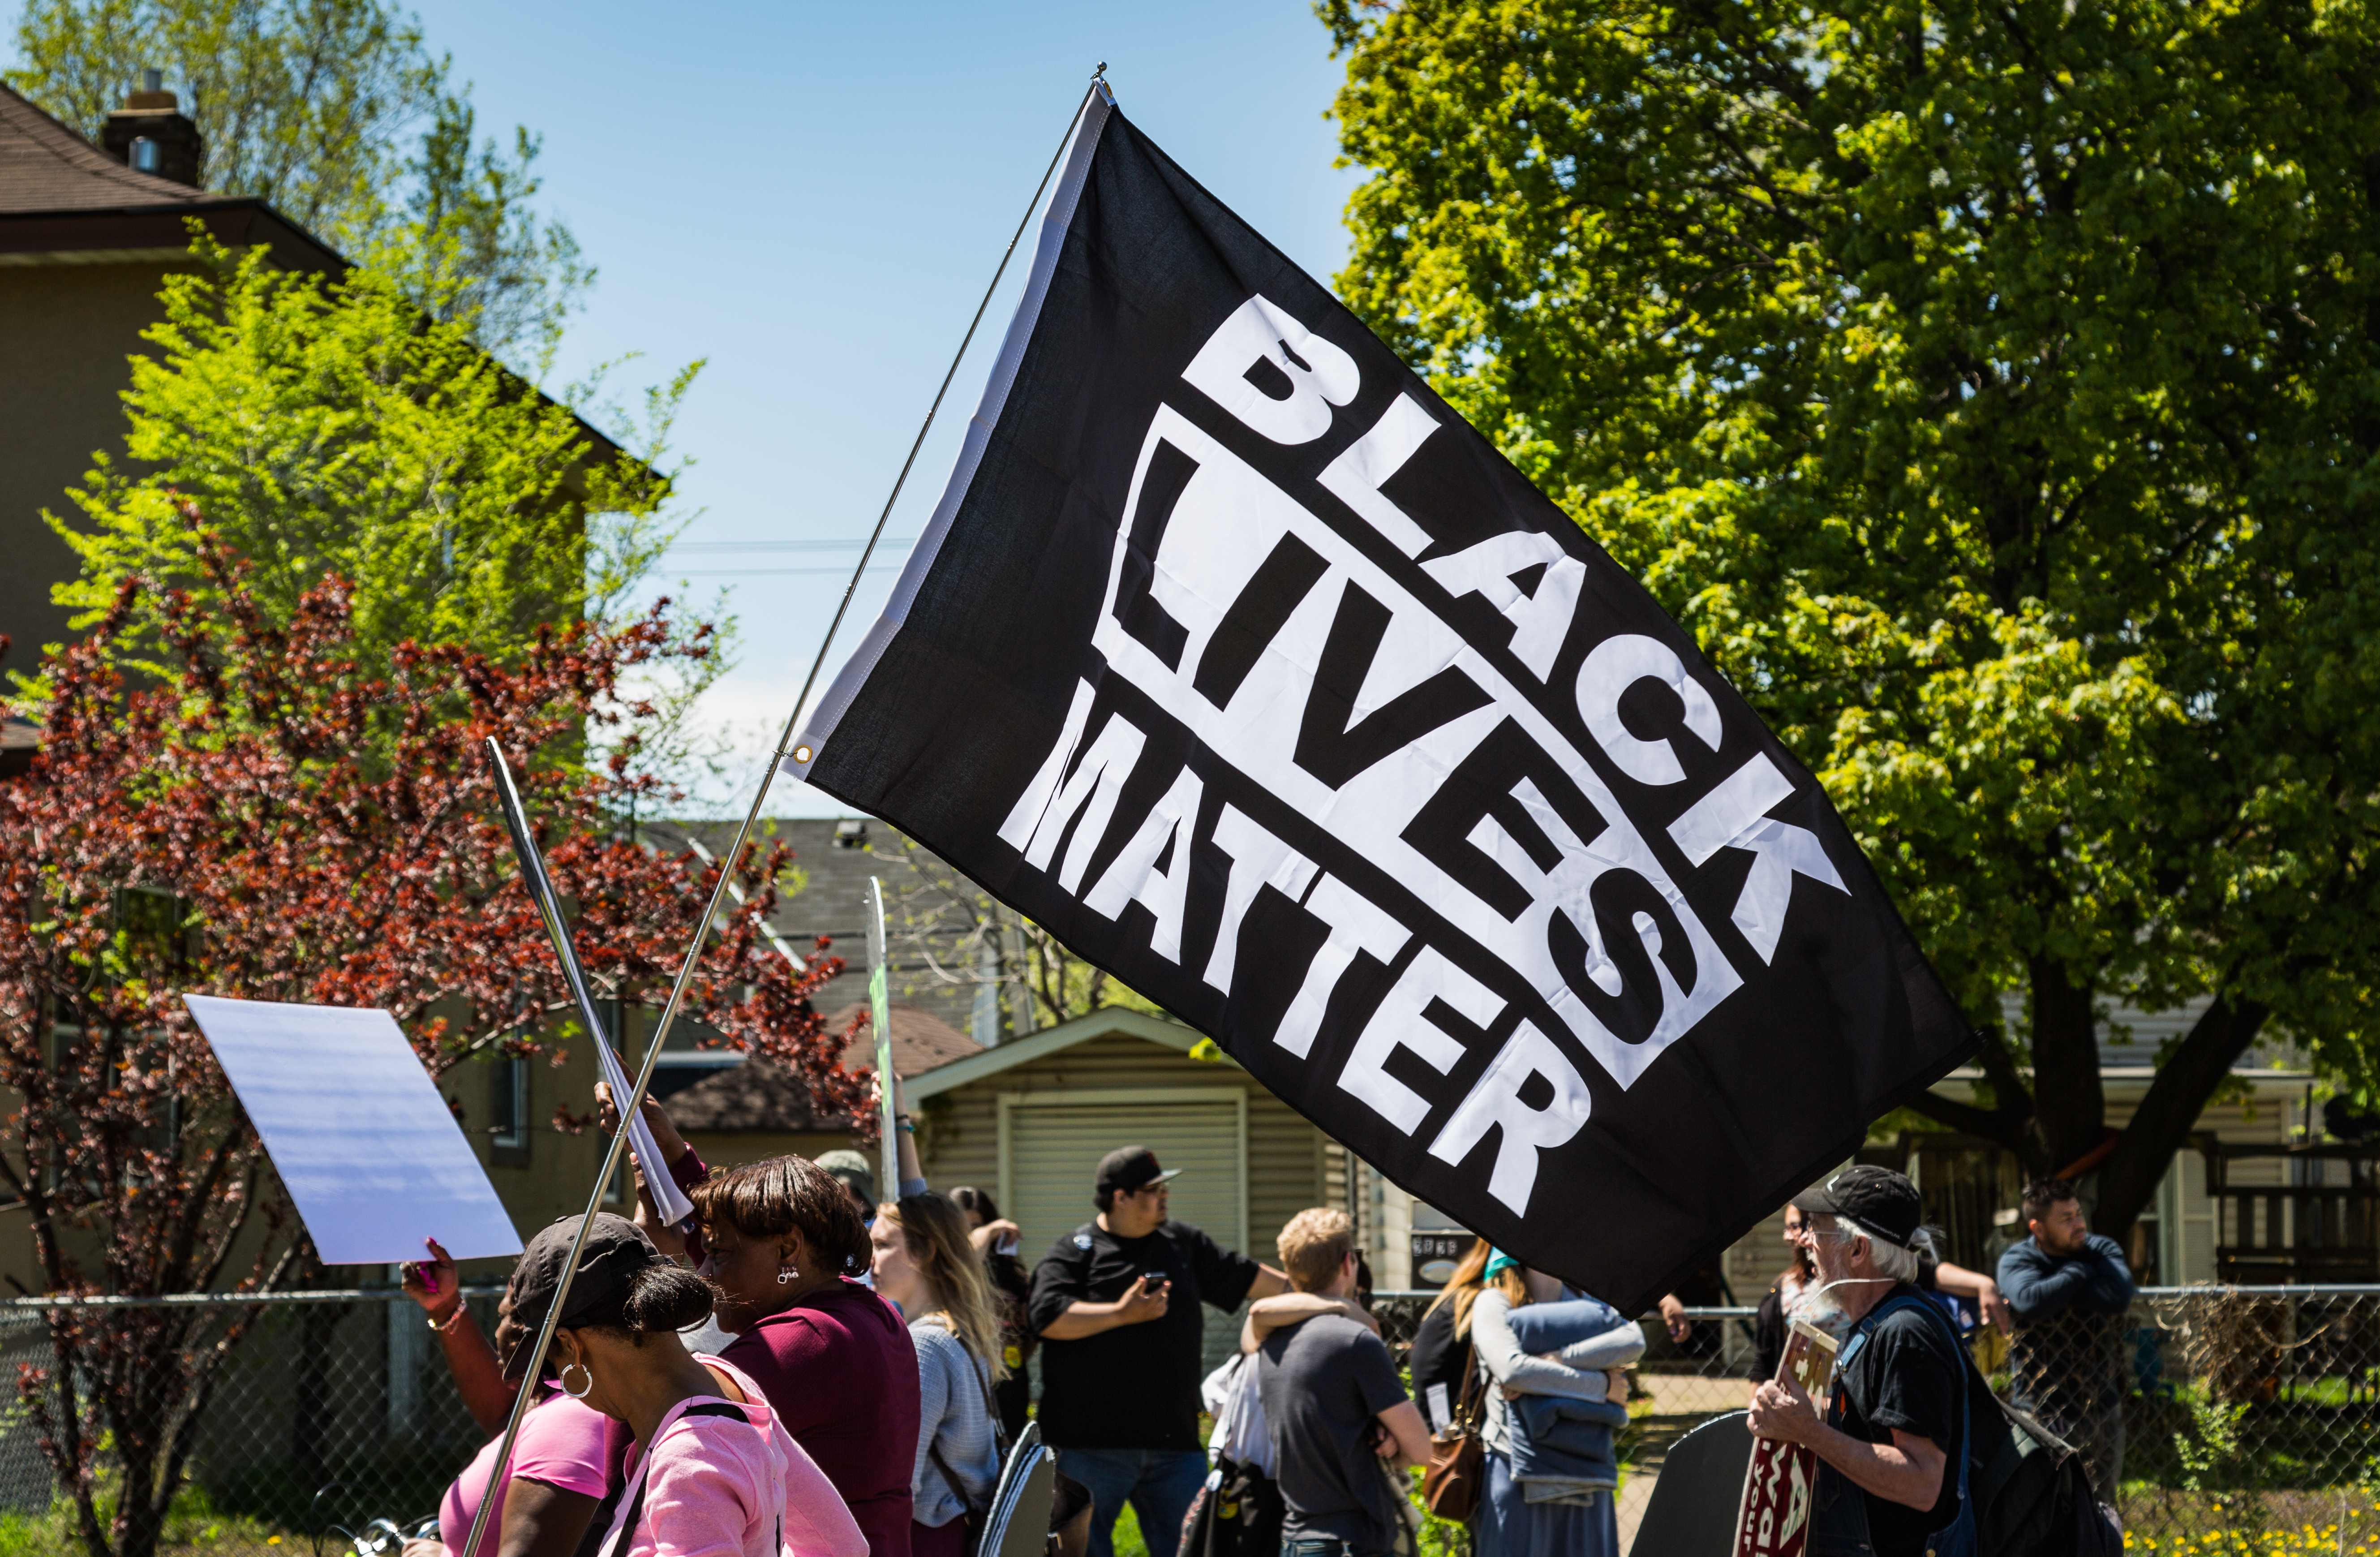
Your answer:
[490,1056,530,1167]
[129,137,160,172]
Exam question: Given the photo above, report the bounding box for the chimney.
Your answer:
[99,68,202,187]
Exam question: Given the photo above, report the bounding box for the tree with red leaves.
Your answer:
[0,538,860,1557]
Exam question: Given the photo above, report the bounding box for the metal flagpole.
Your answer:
[868,877,898,1199]
[455,65,1110,1557]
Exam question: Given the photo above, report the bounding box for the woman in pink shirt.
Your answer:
[399,1226,628,1557]
[545,1234,865,1557]
[606,1087,919,1557]
[405,1213,861,1557]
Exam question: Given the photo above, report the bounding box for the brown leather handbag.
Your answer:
[1421,1337,1487,1522]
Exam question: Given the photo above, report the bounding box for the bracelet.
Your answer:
[429,1303,470,1335]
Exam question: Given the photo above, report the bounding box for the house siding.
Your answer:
[913,1032,1336,1261]
[1718,1077,2308,1305]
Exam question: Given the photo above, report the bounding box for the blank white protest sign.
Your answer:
[185,995,523,1265]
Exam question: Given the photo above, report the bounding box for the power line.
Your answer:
[662,563,907,577]
[665,537,918,554]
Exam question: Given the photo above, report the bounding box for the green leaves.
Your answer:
[6,0,589,369]
[43,232,687,684]
[1327,0,2380,1176]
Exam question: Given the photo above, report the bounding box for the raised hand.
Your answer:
[594,1080,689,1168]
[399,1238,460,1325]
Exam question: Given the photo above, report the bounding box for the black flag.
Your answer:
[787,91,1972,1311]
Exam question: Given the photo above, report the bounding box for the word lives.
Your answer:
[997,295,1851,1217]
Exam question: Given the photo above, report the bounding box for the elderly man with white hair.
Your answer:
[1747,1166,1996,1557]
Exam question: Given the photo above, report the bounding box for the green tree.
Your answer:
[1323,0,2380,1241]
[43,232,705,739]
[6,0,590,367]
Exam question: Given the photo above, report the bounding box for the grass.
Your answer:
[2123,1516,2380,1552]
[0,1484,300,1555]
[1113,1502,1148,1557]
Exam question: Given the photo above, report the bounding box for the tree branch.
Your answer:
[2095,994,2269,1237]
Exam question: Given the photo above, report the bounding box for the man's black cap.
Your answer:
[1793,1166,1924,1252]
[1095,1145,1182,1199]
[502,1212,667,1381]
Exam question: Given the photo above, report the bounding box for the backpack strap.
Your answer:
[597,1399,750,1557]
[923,1337,1005,1518]
[1836,1290,1977,1557]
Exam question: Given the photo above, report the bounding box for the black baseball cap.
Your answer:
[1095,1145,1182,1199]
[1793,1166,1924,1252]
[502,1212,669,1380]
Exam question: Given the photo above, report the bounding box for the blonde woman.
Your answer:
[1402,1239,1493,1431]
[872,1191,1008,1557]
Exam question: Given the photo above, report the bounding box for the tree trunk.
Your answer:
[2092,995,2270,1244]
[103,1318,176,1557]
[2027,955,2107,1173]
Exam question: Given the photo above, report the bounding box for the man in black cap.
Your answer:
[1027,1145,1289,1557]
[1747,1166,2004,1557]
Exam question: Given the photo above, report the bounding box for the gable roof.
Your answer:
[666,1055,829,1132]
[905,1006,1209,1101]
[642,817,989,1040]
[0,83,218,213]
[0,81,643,477]
[666,1002,983,1134]
[0,81,339,269]
[823,1001,980,1075]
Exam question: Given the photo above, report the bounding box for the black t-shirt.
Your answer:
[1259,1314,1410,1553]
[1830,1288,1966,1557]
[1027,1218,1262,1449]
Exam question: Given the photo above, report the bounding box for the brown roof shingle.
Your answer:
[825,1001,980,1076]
[666,1003,983,1135]
[0,83,231,214]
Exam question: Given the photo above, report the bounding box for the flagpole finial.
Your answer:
[1093,61,1107,80]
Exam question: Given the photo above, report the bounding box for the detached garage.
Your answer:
[906,1007,1351,1371]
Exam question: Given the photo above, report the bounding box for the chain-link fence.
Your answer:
[1372,1285,2380,1553]
[15,1284,2380,1554]
[0,1286,504,1553]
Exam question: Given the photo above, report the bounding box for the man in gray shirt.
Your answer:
[1256,1209,1432,1557]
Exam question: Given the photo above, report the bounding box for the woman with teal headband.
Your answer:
[1469,1254,1643,1557]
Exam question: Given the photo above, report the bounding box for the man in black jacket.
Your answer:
[1998,1177,2136,1495]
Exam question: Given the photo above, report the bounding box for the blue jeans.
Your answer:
[1055,1446,1210,1557]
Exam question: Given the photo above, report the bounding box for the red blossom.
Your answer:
[0,534,859,1557]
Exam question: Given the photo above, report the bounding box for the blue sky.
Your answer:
[1,0,1364,816]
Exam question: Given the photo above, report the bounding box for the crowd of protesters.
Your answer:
[388,1069,1303,1557]
[380,1050,2141,1557]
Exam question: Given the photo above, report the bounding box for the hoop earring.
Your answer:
[776,1262,799,1285]
[559,1359,594,1400]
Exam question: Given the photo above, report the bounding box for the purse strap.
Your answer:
[1448,1332,1486,1435]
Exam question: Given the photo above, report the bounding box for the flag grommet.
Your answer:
[794,745,812,764]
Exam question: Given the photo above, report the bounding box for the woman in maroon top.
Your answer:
[608,1090,922,1557]
[696,1158,922,1557]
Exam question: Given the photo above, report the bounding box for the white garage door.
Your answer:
[1004,1092,1248,1376]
